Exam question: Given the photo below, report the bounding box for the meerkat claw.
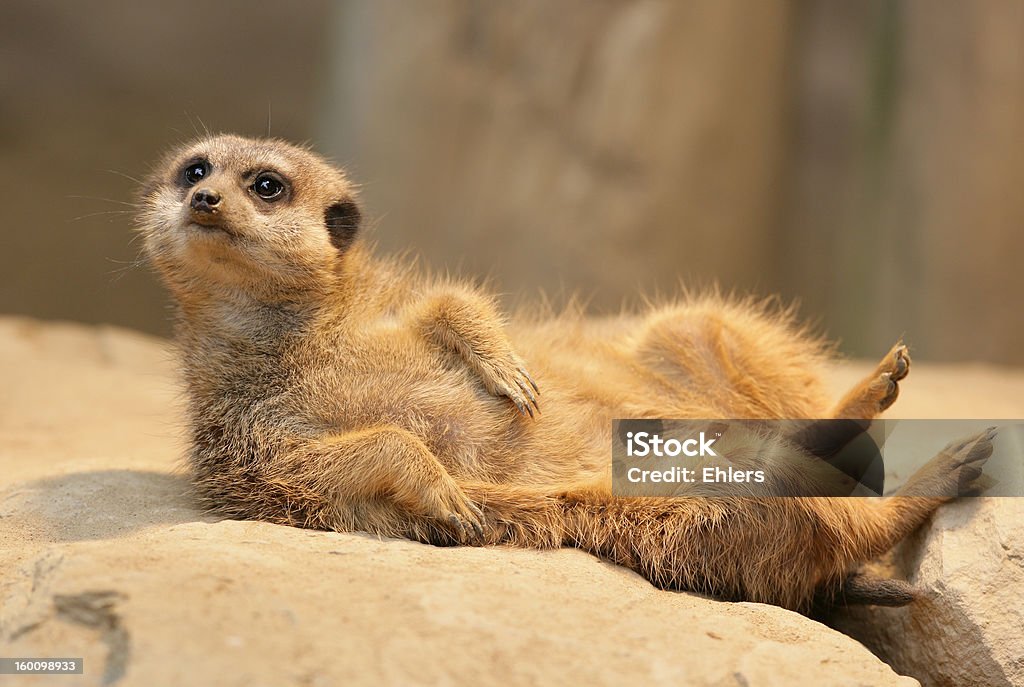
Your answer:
[497,371,540,418]
[513,397,531,417]
[452,499,486,543]
[447,513,469,542]
[519,367,540,394]
[516,378,540,414]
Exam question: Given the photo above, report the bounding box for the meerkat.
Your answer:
[136,134,995,612]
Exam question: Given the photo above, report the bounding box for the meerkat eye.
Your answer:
[182,160,209,186]
[252,173,285,201]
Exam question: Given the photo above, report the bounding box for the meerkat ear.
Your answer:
[324,199,361,252]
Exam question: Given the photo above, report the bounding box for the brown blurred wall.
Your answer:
[321,0,795,313]
[2,0,1022,364]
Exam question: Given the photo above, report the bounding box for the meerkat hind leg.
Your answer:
[816,428,995,608]
[300,425,487,544]
[847,427,996,564]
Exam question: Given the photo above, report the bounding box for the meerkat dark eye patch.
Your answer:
[325,200,361,252]
[252,172,286,201]
[182,159,210,187]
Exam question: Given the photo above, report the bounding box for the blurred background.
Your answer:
[1,0,1021,364]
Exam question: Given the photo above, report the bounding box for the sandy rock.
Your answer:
[4,316,1018,686]
[829,499,1024,687]
[3,521,919,687]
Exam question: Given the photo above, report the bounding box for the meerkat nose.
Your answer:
[191,188,221,213]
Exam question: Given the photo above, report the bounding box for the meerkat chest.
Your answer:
[295,327,485,420]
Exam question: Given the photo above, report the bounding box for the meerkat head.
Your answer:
[137,134,362,300]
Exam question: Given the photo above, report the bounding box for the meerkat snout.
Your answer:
[190,187,221,215]
[188,187,224,228]
[181,158,225,227]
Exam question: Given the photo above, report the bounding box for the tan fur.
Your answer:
[136,135,993,612]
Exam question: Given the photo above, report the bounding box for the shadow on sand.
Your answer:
[5,469,211,541]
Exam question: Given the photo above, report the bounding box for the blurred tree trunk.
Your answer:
[321,0,796,312]
[893,0,1024,364]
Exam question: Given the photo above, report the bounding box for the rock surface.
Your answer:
[830,500,1024,687]
[2,317,1022,686]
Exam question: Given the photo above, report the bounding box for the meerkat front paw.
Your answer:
[477,355,541,418]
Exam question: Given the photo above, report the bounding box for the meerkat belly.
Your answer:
[305,344,515,476]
